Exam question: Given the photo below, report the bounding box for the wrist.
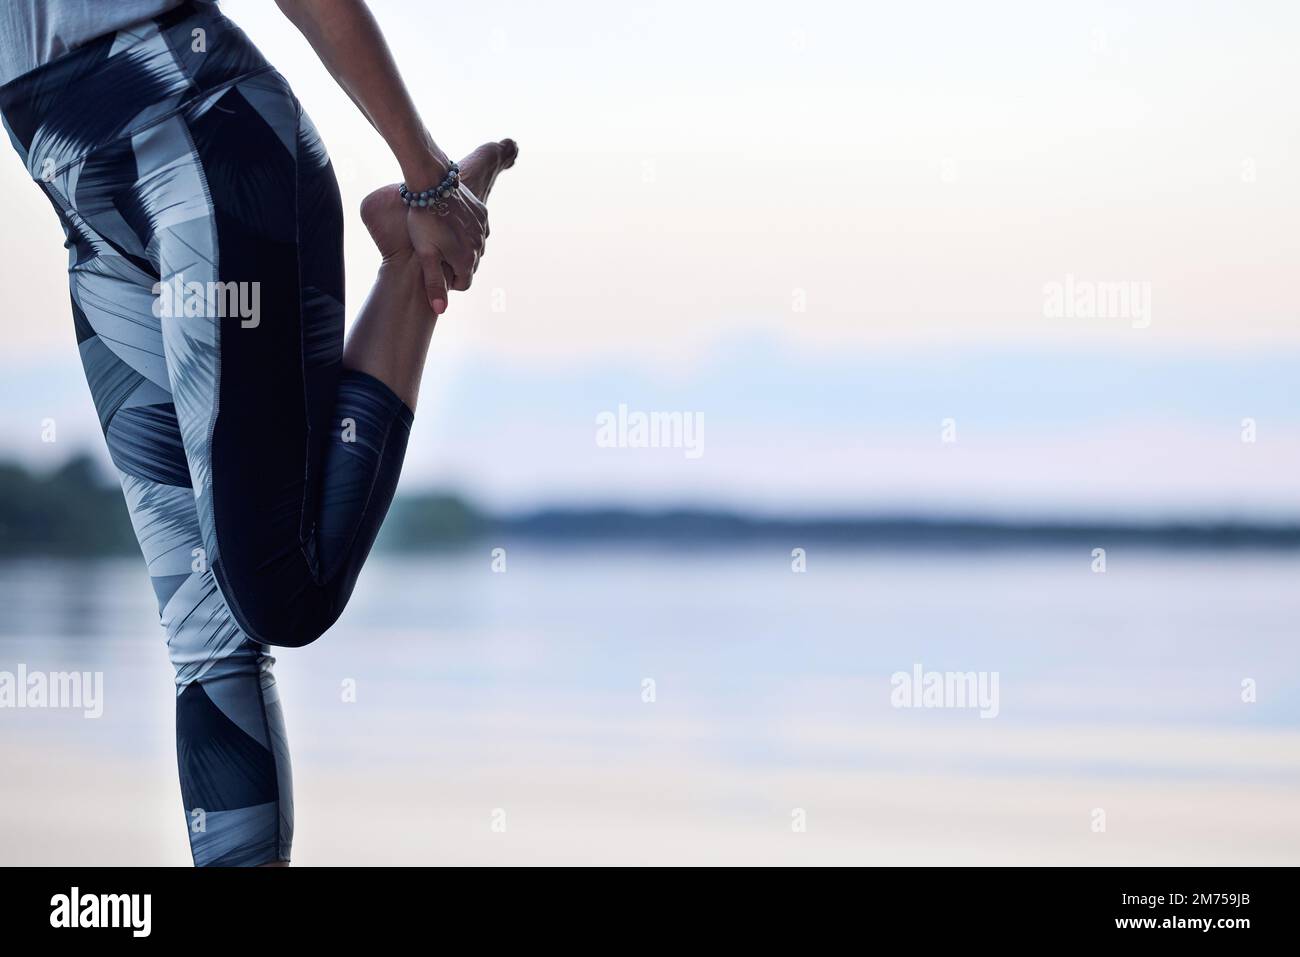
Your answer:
[397,129,451,189]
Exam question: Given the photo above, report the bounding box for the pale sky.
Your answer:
[1,0,1297,516]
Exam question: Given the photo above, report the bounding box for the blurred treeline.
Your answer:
[0,455,135,554]
[0,454,485,555]
[3,453,1300,555]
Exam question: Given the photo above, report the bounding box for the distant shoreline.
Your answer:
[467,508,1300,550]
[3,454,1298,555]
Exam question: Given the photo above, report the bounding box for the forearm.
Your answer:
[274,0,448,186]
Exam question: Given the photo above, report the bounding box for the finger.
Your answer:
[456,189,488,236]
[448,254,474,292]
[419,248,450,314]
[449,198,486,240]
[441,226,478,291]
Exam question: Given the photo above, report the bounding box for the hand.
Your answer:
[406,179,487,315]
[361,140,519,311]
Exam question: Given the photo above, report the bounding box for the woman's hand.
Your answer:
[406,183,488,315]
[361,139,519,309]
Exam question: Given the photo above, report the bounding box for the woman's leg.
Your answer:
[58,163,293,866]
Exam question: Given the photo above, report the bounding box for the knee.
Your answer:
[212,562,338,648]
[232,599,336,648]
[263,618,329,649]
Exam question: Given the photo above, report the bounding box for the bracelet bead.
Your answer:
[399,161,461,214]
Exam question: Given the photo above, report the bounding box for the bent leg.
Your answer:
[138,77,515,649]
[144,74,412,647]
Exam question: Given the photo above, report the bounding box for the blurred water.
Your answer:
[2,547,1299,864]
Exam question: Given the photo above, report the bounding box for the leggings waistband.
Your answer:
[0,1,274,179]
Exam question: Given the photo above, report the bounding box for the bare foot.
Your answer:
[359,138,518,263]
[458,138,518,205]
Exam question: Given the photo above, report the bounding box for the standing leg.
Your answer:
[55,152,293,865]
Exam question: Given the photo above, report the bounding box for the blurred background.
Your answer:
[2,0,1298,864]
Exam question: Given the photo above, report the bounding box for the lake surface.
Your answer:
[2,546,1298,865]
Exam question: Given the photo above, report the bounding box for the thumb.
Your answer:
[419,249,450,315]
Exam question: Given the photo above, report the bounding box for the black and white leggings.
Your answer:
[0,1,413,865]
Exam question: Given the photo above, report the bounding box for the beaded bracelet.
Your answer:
[399,162,460,215]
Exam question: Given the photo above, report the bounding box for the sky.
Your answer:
[0,0,1296,517]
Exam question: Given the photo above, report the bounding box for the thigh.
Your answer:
[56,141,192,578]
[143,73,345,618]
[57,156,240,659]
[67,230,200,613]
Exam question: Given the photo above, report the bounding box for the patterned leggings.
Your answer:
[0,3,412,864]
